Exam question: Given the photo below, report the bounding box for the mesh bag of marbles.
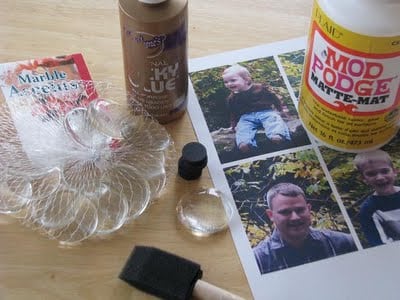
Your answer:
[0,80,175,245]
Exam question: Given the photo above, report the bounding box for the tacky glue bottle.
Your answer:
[298,0,400,152]
[119,0,188,124]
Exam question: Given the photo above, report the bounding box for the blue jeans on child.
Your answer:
[235,110,291,148]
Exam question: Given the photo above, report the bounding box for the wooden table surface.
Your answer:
[0,1,312,299]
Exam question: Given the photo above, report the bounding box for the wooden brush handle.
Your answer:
[193,279,246,300]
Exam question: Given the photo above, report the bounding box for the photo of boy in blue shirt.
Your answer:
[354,150,400,247]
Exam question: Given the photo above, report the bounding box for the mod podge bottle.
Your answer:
[298,0,400,152]
[119,0,188,124]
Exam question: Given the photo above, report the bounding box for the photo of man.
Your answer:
[253,183,357,274]
[223,149,358,275]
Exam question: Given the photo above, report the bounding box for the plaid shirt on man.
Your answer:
[253,228,357,274]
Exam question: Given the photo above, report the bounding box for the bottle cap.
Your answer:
[178,142,208,180]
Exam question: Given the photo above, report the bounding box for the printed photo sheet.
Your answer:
[187,37,400,300]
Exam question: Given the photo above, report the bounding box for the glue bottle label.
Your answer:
[299,0,400,151]
[119,0,188,124]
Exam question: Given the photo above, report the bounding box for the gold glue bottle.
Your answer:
[298,0,400,152]
[119,0,188,124]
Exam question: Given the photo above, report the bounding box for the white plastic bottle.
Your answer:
[298,0,400,152]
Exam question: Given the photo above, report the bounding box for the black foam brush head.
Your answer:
[119,246,203,300]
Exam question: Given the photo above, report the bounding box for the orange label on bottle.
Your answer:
[299,0,400,151]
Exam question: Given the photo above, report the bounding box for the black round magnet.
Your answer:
[178,142,208,180]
